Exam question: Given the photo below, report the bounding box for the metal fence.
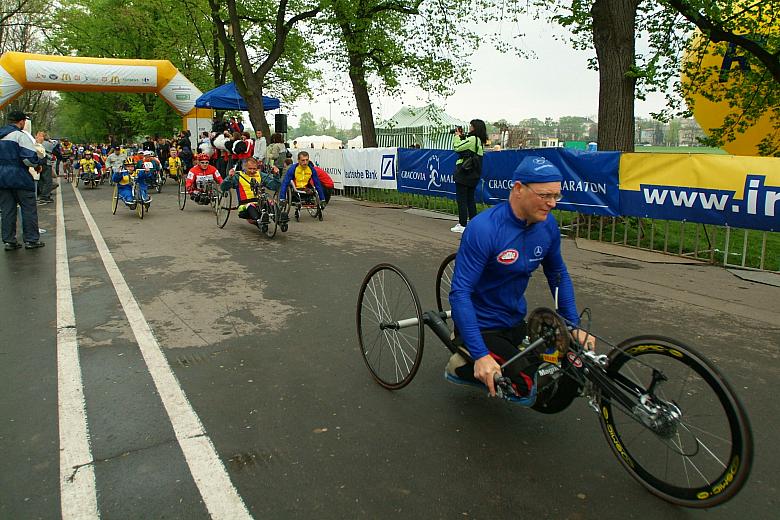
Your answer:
[337,187,779,273]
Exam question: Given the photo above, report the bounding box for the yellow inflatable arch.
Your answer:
[0,52,213,141]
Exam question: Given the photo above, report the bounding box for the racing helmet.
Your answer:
[196,153,210,162]
[123,158,135,167]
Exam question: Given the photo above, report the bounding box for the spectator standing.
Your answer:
[229,116,244,133]
[157,138,170,167]
[179,145,194,174]
[0,111,44,249]
[36,131,56,204]
[253,129,267,164]
[266,133,287,171]
[142,136,155,152]
[451,119,487,234]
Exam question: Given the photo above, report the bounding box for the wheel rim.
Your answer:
[264,200,278,238]
[435,253,456,314]
[600,337,752,507]
[178,178,186,210]
[216,190,231,228]
[356,264,424,390]
[111,185,118,214]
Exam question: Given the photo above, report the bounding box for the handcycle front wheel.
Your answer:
[111,184,119,215]
[262,198,279,238]
[177,176,187,210]
[216,188,232,228]
[599,336,753,508]
[357,264,424,390]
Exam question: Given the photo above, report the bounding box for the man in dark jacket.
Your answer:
[0,110,44,249]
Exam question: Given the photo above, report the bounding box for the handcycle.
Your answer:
[178,177,219,212]
[148,168,165,193]
[216,173,285,238]
[76,167,102,189]
[355,257,753,508]
[111,174,148,219]
[284,181,324,222]
[62,158,74,183]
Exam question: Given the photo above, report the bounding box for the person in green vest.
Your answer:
[451,119,487,234]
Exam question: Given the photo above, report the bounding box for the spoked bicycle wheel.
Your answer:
[599,336,753,508]
[356,264,424,390]
[177,176,187,210]
[263,198,278,238]
[111,184,119,215]
[435,253,457,314]
[216,189,232,228]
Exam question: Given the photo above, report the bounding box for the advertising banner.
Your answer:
[397,148,621,215]
[306,148,345,190]
[25,60,158,88]
[342,148,398,189]
[397,148,458,199]
[619,153,780,232]
[481,149,621,216]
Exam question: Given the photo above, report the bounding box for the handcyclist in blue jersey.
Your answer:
[447,155,595,402]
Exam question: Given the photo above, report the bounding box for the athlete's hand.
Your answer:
[573,329,596,351]
[474,355,502,397]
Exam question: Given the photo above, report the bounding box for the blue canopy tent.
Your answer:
[194,82,280,110]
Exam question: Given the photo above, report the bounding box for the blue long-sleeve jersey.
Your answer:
[279,162,325,201]
[449,202,579,360]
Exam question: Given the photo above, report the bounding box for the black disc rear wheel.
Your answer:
[599,336,752,508]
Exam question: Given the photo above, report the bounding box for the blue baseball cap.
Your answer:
[512,156,563,184]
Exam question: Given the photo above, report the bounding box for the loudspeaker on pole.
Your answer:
[275,114,287,134]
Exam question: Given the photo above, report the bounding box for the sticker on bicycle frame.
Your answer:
[497,249,519,265]
[567,351,583,368]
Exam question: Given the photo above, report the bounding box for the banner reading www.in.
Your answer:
[619,154,780,232]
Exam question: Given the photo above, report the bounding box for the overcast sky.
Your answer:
[285,16,671,129]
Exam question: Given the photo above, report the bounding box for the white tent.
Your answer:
[347,135,363,148]
[293,135,342,150]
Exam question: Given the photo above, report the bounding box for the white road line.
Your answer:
[56,189,100,519]
[70,186,252,519]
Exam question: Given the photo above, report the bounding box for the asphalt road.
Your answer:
[1,180,778,519]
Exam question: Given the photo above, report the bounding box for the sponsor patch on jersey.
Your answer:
[497,249,519,265]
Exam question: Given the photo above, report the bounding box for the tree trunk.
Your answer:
[244,88,271,137]
[348,56,377,148]
[591,0,639,152]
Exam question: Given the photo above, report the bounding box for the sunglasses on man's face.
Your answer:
[199,161,209,165]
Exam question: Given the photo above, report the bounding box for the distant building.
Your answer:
[538,137,563,148]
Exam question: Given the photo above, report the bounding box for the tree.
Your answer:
[322,0,472,147]
[539,0,779,154]
[590,0,640,151]
[45,0,219,141]
[0,0,55,128]
[558,115,591,141]
[294,112,318,137]
[208,0,321,137]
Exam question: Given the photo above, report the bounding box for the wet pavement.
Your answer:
[1,182,778,519]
